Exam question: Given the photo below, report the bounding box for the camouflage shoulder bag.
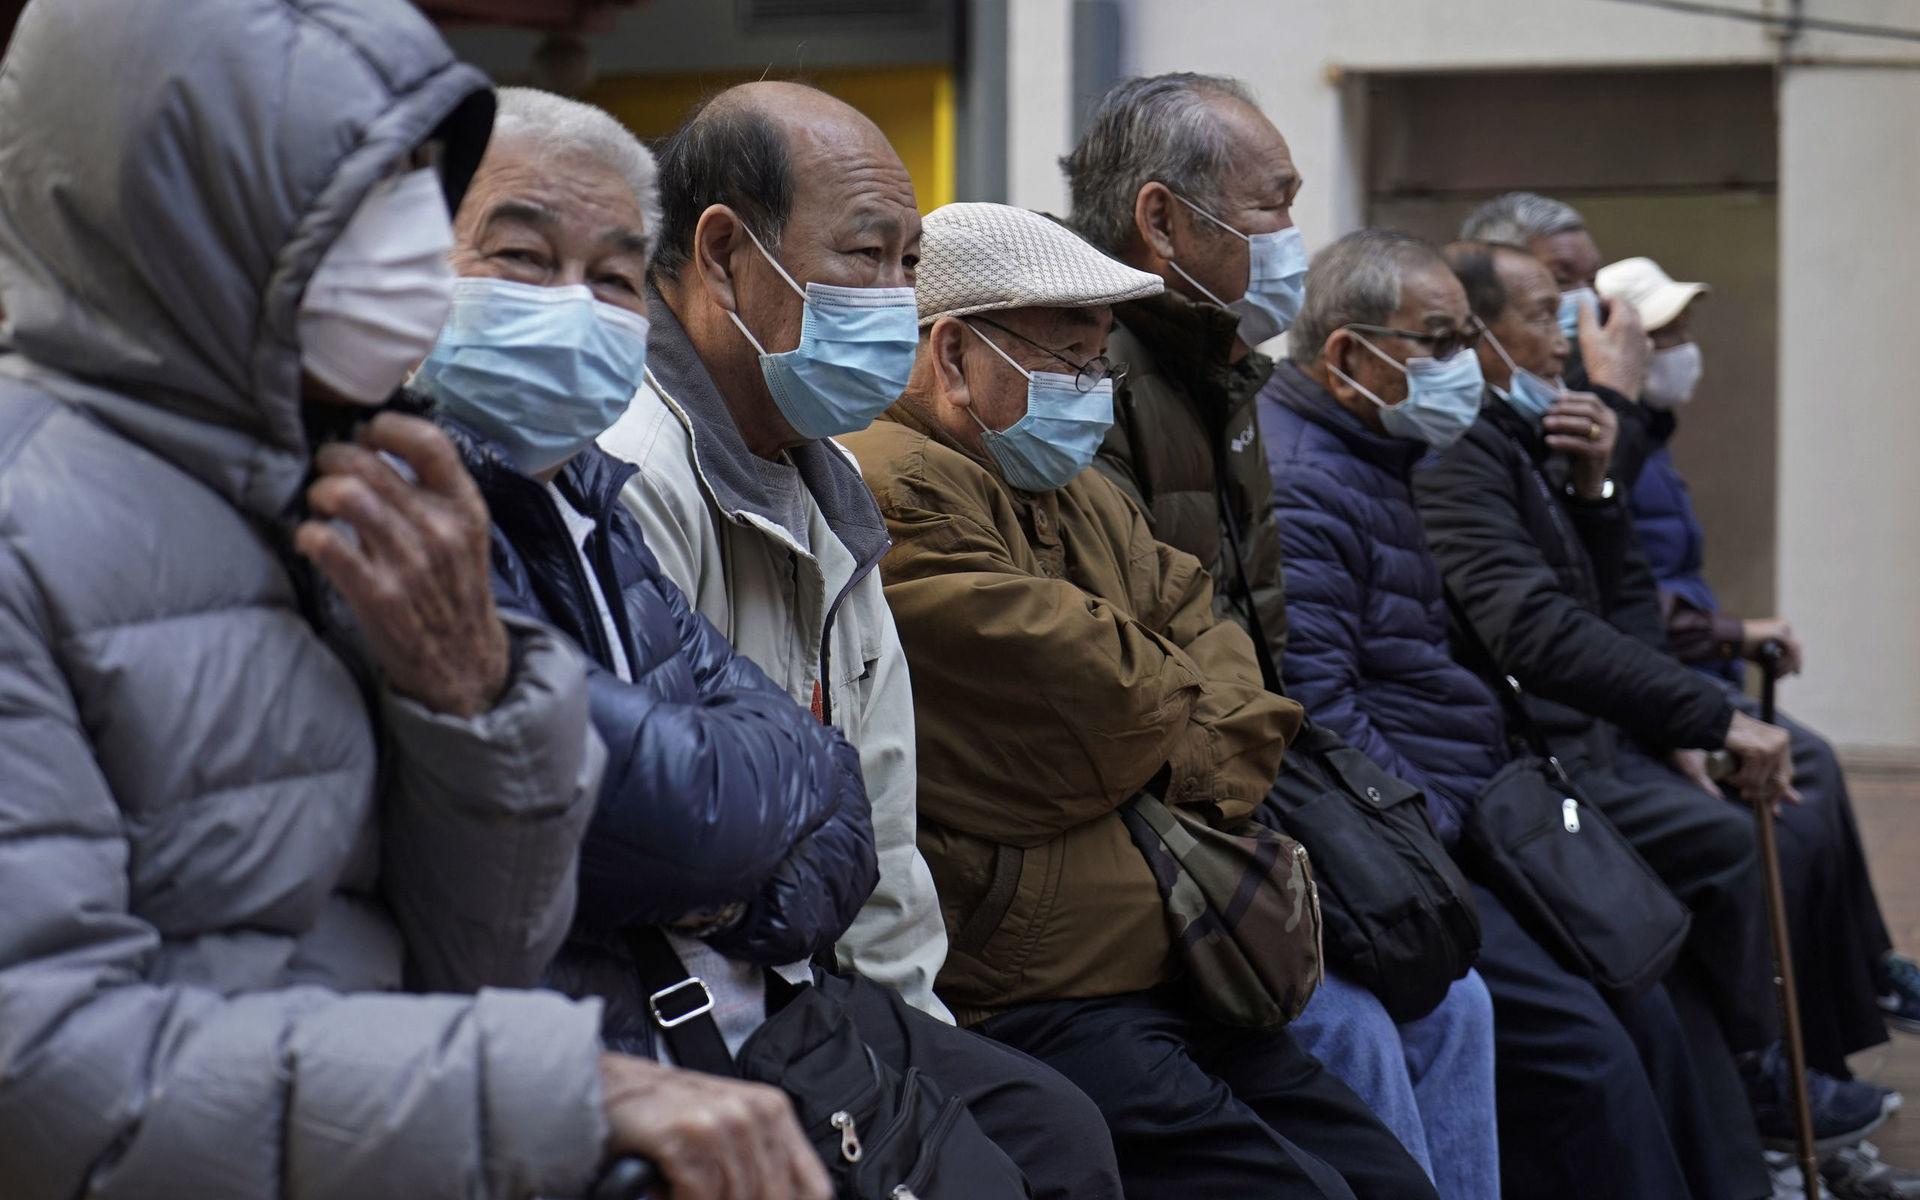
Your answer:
[1120,793,1324,1029]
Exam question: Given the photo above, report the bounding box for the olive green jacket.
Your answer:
[1096,289,1291,686]
[843,403,1301,1024]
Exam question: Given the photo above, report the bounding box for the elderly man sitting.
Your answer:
[842,201,1438,1200]
[595,80,1120,1199]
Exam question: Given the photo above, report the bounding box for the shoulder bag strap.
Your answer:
[624,928,738,1076]
[1440,585,1575,789]
[1213,471,1283,695]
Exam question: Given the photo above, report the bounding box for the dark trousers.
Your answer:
[1735,696,1894,1077]
[1471,882,1768,1200]
[822,971,1124,1200]
[1561,731,1780,1052]
[977,988,1439,1200]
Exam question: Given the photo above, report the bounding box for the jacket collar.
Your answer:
[428,390,637,526]
[1111,287,1275,423]
[643,284,889,568]
[1480,387,1549,461]
[1265,359,1427,477]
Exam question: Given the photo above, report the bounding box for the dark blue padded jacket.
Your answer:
[1257,361,1507,844]
[439,411,877,970]
[1630,412,1744,685]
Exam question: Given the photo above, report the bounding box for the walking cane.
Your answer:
[1752,640,1821,1200]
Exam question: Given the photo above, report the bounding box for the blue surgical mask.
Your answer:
[1168,195,1308,346]
[1330,330,1485,451]
[1480,321,1564,425]
[1557,287,1599,340]
[412,277,650,475]
[964,322,1114,492]
[727,226,920,440]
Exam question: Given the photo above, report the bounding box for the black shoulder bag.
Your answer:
[1215,476,1480,1022]
[625,930,1029,1200]
[1442,588,1691,1003]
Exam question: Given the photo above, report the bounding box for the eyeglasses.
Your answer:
[970,315,1121,393]
[1345,322,1483,362]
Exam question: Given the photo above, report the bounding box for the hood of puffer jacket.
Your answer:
[0,0,494,521]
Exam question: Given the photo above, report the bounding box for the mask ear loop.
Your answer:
[1475,314,1521,383]
[1325,328,1406,411]
[722,216,809,356]
[959,320,1035,436]
[1475,313,1562,396]
[1166,192,1251,309]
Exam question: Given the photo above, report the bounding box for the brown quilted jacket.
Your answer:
[842,404,1302,1024]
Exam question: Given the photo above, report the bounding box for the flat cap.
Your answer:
[915,202,1162,326]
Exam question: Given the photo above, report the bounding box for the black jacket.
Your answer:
[1412,389,1734,754]
[437,409,878,1015]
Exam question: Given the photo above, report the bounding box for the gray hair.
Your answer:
[1458,191,1584,248]
[1061,72,1258,254]
[492,87,662,265]
[1288,229,1446,366]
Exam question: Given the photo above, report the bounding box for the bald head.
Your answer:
[651,80,914,281]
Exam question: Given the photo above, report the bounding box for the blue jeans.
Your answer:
[1288,968,1498,1200]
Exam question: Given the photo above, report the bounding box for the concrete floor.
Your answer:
[1843,763,1919,1168]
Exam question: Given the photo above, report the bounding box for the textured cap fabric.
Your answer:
[1597,256,1709,334]
[915,202,1163,326]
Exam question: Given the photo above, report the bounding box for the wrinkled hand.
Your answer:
[294,413,508,718]
[1722,710,1800,807]
[1577,297,1652,399]
[1668,748,1720,798]
[1541,390,1618,498]
[599,1053,831,1200]
[1742,617,1804,676]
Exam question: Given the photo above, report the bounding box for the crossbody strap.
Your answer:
[1440,586,1575,789]
[624,928,738,1076]
[1213,472,1283,694]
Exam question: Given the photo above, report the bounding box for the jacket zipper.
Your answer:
[534,493,620,669]
[815,550,884,727]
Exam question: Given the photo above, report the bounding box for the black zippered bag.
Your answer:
[1443,589,1691,1002]
[626,930,1030,1200]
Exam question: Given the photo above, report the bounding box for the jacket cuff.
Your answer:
[1709,612,1746,660]
[1698,697,1736,750]
[474,990,609,1199]
[381,613,598,819]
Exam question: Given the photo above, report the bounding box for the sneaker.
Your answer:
[1823,1142,1920,1199]
[1743,1044,1892,1152]
[1771,1150,1838,1199]
[1878,954,1920,1035]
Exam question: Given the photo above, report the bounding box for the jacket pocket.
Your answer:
[949,843,1023,956]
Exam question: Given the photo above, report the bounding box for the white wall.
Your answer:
[1776,66,1920,750]
[1005,0,1074,212]
[1018,0,1920,751]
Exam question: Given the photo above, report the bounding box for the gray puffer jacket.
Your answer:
[0,2,609,1198]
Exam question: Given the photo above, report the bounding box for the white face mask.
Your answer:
[298,167,456,405]
[1642,341,1704,410]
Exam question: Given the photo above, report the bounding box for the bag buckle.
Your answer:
[648,976,715,1028]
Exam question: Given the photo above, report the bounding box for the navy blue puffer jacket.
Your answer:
[1631,412,1743,685]
[1258,362,1507,843]
[440,411,877,968]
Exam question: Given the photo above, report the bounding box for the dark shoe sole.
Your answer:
[1882,1009,1920,1037]
[1763,1108,1889,1155]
